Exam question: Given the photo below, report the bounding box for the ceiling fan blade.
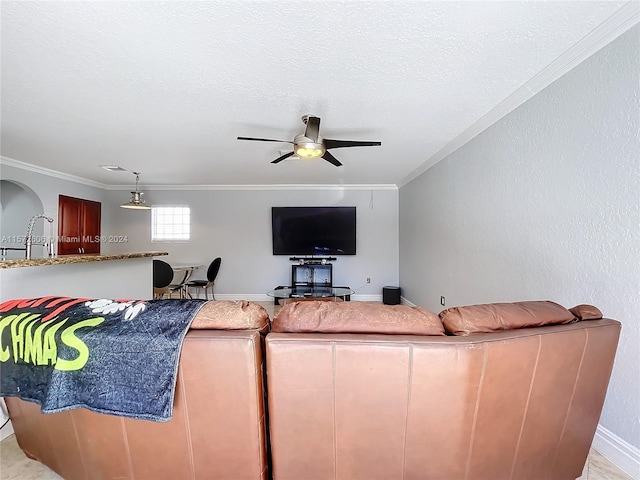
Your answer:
[237,136,292,143]
[271,151,296,164]
[322,151,343,167]
[324,139,382,149]
[304,116,321,142]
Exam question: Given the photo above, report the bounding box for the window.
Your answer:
[151,206,190,241]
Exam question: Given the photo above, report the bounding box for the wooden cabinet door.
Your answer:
[58,195,102,255]
[58,195,83,255]
[81,199,101,254]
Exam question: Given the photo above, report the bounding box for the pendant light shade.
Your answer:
[121,172,151,210]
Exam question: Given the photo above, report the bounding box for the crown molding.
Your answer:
[0,156,109,189]
[398,1,640,188]
[0,157,396,191]
[107,184,398,191]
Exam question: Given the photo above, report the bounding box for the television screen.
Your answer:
[272,207,356,255]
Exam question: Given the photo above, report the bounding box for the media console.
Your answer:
[270,257,350,305]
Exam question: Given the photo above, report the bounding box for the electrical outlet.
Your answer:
[366,277,371,284]
[440,296,446,306]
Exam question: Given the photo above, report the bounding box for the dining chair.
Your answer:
[153,259,187,299]
[185,257,221,300]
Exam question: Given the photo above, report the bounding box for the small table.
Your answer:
[172,264,203,284]
[267,286,353,304]
[171,264,203,297]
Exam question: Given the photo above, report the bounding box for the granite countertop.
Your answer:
[0,251,168,269]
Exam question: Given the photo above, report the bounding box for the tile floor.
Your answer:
[0,302,633,480]
[579,450,633,480]
[0,432,632,480]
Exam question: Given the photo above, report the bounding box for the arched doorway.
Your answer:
[0,180,46,259]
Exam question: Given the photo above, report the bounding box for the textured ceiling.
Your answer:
[0,1,634,187]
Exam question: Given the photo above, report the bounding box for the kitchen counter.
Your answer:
[0,251,168,269]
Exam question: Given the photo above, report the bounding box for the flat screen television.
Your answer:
[272,206,356,255]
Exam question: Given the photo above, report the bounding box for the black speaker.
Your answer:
[383,286,401,305]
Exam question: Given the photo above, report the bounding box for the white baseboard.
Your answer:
[401,296,415,306]
[350,294,382,302]
[592,424,640,479]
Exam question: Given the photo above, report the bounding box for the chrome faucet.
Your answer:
[25,214,54,259]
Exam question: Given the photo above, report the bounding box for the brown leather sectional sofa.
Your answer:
[5,300,271,480]
[5,300,620,480]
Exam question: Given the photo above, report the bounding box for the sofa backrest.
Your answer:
[190,299,270,333]
[266,308,620,480]
[271,300,444,335]
[438,300,577,335]
[6,300,270,480]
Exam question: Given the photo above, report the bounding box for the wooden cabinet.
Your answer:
[58,195,101,255]
[81,200,101,254]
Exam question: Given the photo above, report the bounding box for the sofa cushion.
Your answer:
[569,304,603,320]
[271,301,444,335]
[439,300,575,336]
[190,300,269,333]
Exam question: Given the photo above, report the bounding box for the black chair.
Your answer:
[186,257,221,300]
[153,259,186,299]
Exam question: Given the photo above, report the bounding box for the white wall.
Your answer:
[103,187,399,300]
[0,259,152,301]
[399,24,639,459]
[0,163,400,300]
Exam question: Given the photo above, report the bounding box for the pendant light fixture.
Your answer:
[120,172,151,210]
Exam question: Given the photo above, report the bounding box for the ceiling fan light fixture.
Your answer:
[120,172,151,210]
[237,115,380,166]
[294,142,326,158]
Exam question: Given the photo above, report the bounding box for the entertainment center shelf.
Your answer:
[292,262,332,287]
[289,257,336,262]
[268,286,353,305]
[270,206,356,304]
[270,257,351,305]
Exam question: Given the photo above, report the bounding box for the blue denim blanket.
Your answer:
[0,297,206,421]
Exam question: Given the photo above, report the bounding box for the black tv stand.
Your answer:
[291,262,332,287]
[270,286,352,305]
[271,257,352,305]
